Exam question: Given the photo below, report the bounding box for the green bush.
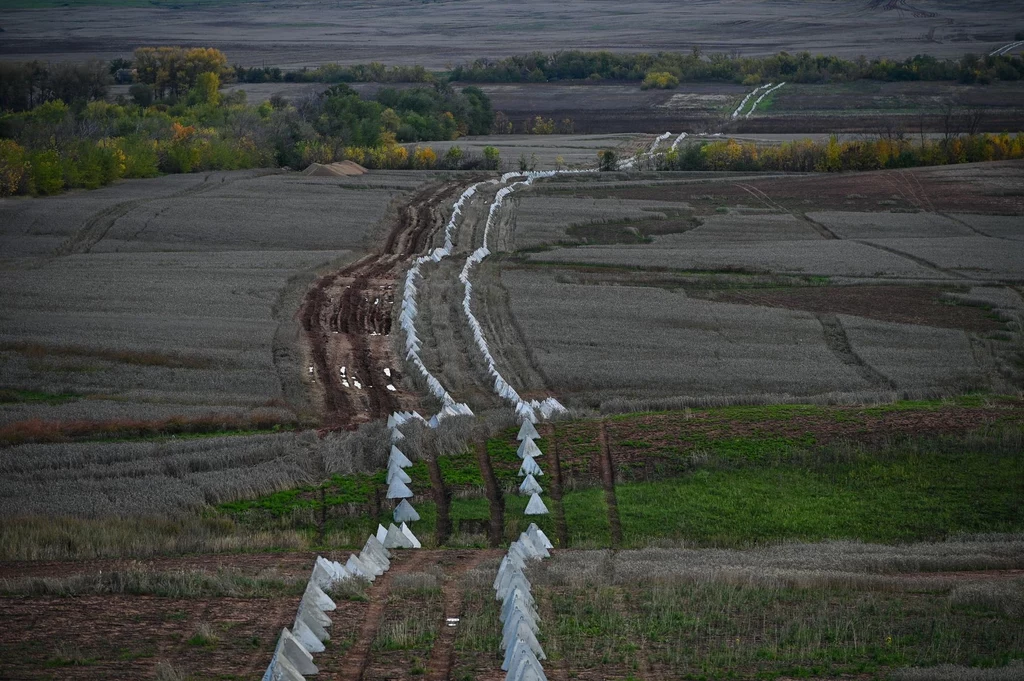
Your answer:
[641,71,679,89]
[29,150,65,195]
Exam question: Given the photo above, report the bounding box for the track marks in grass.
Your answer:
[817,313,897,390]
[597,421,623,548]
[545,423,570,549]
[475,440,505,548]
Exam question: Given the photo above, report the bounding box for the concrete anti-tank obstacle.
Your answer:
[505,643,548,679]
[297,599,332,628]
[393,498,420,523]
[502,606,539,641]
[524,493,549,516]
[518,474,543,495]
[295,608,330,643]
[389,445,413,468]
[303,581,337,612]
[345,553,374,580]
[517,439,543,460]
[362,535,391,567]
[291,618,326,653]
[519,456,543,477]
[376,523,388,544]
[517,420,541,441]
[518,532,549,559]
[386,477,414,499]
[262,651,306,681]
[309,557,336,590]
[274,628,319,676]
[502,622,546,661]
[500,587,539,624]
[526,523,553,550]
[400,522,422,548]
[383,523,414,549]
[386,464,412,484]
[356,550,385,576]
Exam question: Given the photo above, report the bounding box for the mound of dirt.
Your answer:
[303,161,368,177]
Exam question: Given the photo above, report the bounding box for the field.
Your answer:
[0,170,436,436]
[4,3,1024,677]
[4,0,1022,66]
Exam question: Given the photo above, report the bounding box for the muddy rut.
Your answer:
[299,180,473,430]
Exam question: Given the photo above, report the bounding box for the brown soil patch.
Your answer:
[303,161,369,177]
[0,552,317,580]
[597,421,623,548]
[710,285,1006,333]
[300,178,481,430]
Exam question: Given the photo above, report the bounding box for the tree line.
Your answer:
[451,49,1024,86]
[0,48,497,197]
[642,134,1024,173]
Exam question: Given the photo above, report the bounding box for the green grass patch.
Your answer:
[0,388,79,405]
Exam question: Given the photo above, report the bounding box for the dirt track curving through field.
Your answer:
[299,179,477,430]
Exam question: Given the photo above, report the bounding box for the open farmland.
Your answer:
[4,0,1022,67]
[0,170,436,436]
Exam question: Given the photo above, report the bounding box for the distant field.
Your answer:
[3,0,1022,67]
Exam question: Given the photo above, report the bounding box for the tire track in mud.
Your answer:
[299,180,474,429]
[545,423,569,549]
[426,454,453,546]
[475,440,505,548]
[597,421,623,548]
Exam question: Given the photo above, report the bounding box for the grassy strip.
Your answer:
[541,578,1024,678]
[0,568,306,598]
[0,388,79,405]
[0,341,215,369]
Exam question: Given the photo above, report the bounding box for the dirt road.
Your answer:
[300,180,477,430]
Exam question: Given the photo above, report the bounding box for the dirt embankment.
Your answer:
[299,180,477,430]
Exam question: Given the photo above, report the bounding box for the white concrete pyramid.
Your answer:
[400,522,422,549]
[303,581,336,611]
[502,637,545,674]
[275,628,318,676]
[291,618,325,653]
[502,622,546,660]
[517,438,542,460]
[519,456,543,477]
[520,532,549,559]
[500,588,540,624]
[376,523,388,544]
[390,428,405,442]
[387,464,412,484]
[517,420,541,441]
[295,608,329,643]
[519,474,542,495]
[507,651,548,681]
[389,446,413,468]
[383,523,413,549]
[502,606,539,641]
[297,599,332,628]
[309,557,335,590]
[524,493,548,515]
[357,550,384,576]
[527,523,554,550]
[345,553,374,580]
[387,477,414,499]
[394,499,420,523]
[263,652,306,681]
[362,534,392,565]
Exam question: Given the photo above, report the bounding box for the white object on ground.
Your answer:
[527,523,553,550]
[387,478,414,499]
[382,523,415,549]
[517,438,542,459]
[524,493,549,516]
[394,498,420,523]
[291,618,325,653]
[389,445,413,468]
[745,82,786,118]
[732,83,770,118]
[519,456,543,477]
[303,581,336,611]
[517,420,541,441]
[400,522,422,549]
[519,474,542,495]
[387,464,412,485]
[376,523,388,544]
[275,628,318,676]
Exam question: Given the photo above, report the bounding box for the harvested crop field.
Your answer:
[464,162,1024,408]
[5,0,1020,67]
[0,170,439,432]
